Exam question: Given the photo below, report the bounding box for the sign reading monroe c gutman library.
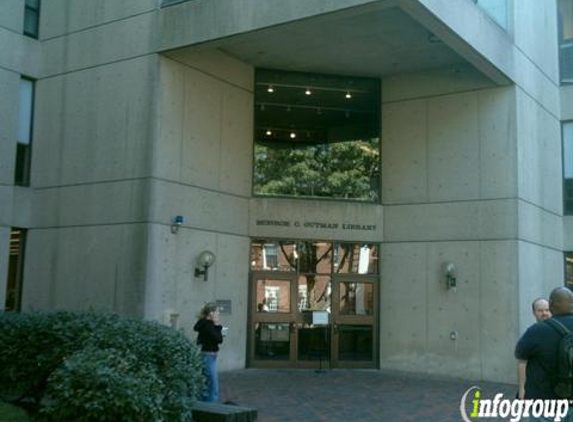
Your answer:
[256,219,376,231]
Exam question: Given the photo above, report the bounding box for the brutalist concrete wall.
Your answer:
[379,64,519,382]
[146,49,253,370]
[20,53,158,316]
[0,0,40,311]
[376,0,562,384]
[513,0,563,336]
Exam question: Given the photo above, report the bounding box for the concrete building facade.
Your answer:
[1,0,572,383]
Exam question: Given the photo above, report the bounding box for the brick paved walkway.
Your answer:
[220,369,517,422]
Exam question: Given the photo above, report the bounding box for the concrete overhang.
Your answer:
[159,0,513,85]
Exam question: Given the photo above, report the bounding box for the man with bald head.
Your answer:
[532,298,551,322]
[515,287,573,421]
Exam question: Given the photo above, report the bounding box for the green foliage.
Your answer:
[0,401,32,422]
[254,139,380,201]
[0,311,204,422]
[43,347,163,422]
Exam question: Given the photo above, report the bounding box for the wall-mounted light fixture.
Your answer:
[171,215,185,234]
[443,262,457,291]
[195,250,216,281]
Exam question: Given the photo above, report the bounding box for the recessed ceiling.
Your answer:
[216,5,467,78]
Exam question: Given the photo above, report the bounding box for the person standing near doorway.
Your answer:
[194,303,223,402]
[517,298,551,399]
[515,288,573,421]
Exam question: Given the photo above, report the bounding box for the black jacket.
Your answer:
[515,314,573,399]
[194,318,223,352]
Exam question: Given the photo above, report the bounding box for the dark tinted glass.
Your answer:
[338,325,373,361]
[254,323,290,360]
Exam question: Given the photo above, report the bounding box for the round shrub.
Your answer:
[43,347,164,422]
[0,311,204,422]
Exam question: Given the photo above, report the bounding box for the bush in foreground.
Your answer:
[0,401,32,422]
[0,311,204,422]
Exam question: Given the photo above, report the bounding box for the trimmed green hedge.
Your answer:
[0,311,204,422]
[0,401,32,422]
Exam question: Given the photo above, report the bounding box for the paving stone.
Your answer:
[219,369,516,422]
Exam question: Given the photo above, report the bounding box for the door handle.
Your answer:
[289,321,297,333]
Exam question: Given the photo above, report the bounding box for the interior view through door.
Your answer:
[248,240,378,369]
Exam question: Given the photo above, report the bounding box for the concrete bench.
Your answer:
[191,401,258,422]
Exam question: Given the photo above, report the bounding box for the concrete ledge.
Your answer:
[192,401,258,422]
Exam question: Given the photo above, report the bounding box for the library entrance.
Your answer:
[248,240,379,369]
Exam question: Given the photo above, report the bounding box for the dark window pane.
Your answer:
[338,325,373,361]
[298,326,330,361]
[566,252,573,291]
[564,123,573,214]
[16,78,34,186]
[14,143,31,186]
[24,9,39,38]
[559,0,573,84]
[254,323,290,360]
[565,179,573,215]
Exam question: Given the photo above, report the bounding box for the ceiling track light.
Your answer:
[256,82,369,95]
[345,92,352,99]
[255,101,372,115]
[305,88,312,95]
[265,130,272,136]
[289,132,296,139]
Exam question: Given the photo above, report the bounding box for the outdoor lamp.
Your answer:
[195,250,216,281]
[443,262,457,291]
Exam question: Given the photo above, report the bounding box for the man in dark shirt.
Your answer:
[518,298,552,399]
[515,287,573,421]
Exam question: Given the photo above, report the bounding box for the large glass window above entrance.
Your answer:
[253,69,381,202]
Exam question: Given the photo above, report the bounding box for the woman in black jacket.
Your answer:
[194,303,223,402]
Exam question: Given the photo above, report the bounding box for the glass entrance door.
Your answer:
[248,240,379,369]
[331,277,377,368]
[249,274,298,368]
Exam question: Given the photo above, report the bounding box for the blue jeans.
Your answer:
[201,352,219,402]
